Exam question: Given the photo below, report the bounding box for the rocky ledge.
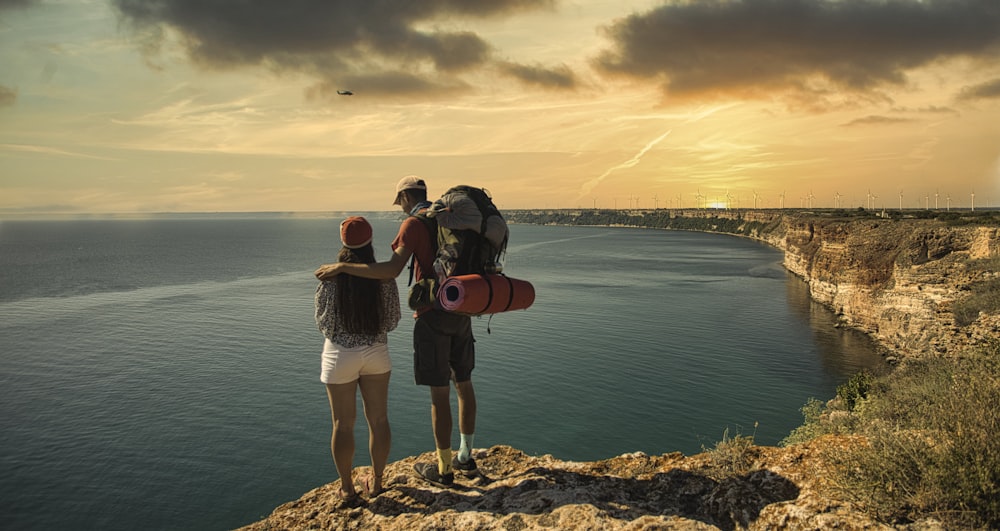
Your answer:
[237,439,908,531]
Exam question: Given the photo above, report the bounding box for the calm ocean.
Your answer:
[0,214,886,530]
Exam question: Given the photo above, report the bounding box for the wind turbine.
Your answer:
[779,191,786,209]
[695,189,705,209]
[725,190,734,210]
[935,189,940,210]
[834,192,843,209]
[807,190,816,209]
[947,194,952,211]
[971,189,976,212]
[866,189,872,210]
[652,194,659,210]
[677,193,683,209]
[898,189,903,211]
[753,190,760,209]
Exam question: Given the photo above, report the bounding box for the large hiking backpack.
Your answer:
[407,185,510,311]
[427,185,508,280]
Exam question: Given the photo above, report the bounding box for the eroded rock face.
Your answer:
[776,218,1000,357]
[235,440,890,531]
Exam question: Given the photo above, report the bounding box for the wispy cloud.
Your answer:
[578,129,671,198]
[0,143,117,160]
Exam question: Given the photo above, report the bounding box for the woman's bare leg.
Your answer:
[326,382,359,496]
[358,371,391,493]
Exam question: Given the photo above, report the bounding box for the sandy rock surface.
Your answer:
[236,438,893,530]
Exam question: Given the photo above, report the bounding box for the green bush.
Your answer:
[836,370,874,411]
[780,398,828,446]
[781,371,876,447]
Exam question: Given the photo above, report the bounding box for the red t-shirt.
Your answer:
[391,213,434,283]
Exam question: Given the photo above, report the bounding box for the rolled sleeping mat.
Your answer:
[438,274,535,315]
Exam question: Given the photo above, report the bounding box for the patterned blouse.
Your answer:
[315,279,401,348]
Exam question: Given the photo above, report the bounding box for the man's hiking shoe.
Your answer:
[452,456,478,477]
[413,462,454,488]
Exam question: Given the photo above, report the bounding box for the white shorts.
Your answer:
[320,338,392,384]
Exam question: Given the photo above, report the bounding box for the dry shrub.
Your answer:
[703,424,758,481]
[953,278,1000,327]
[830,344,1000,528]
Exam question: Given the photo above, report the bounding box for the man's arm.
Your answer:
[314,246,412,281]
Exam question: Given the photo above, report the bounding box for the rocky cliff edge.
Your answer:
[237,438,905,531]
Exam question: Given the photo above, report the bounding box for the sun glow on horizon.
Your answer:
[0,0,998,214]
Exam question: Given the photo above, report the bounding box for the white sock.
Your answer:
[458,433,474,462]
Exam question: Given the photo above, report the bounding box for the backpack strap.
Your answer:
[407,212,437,287]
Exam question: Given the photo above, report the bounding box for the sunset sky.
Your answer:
[2,0,999,214]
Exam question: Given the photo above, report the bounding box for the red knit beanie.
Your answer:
[340,216,373,249]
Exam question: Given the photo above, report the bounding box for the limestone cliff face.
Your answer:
[765,216,1000,357]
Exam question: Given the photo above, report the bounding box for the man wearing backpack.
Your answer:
[314,175,479,488]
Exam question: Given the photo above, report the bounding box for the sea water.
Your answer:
[0,214,886,530]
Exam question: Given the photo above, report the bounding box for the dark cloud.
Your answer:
[112,0,556,97]
[306,71,470,102]
[0,0,38,9]
[498,61,576,89]
[594,0,1000,103]
[906,106,960,115]
[842,115,914,127]
[0,85,16,107]
[957,78,1000,101]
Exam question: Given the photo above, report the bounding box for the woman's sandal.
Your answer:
[337,487,365,509]
[362,474,386,498]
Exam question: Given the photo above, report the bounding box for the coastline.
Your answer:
[505,208,1000,361]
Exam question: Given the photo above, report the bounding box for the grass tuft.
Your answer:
[703,423,759,480]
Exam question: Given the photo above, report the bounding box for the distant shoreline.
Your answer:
[3,206,999,222]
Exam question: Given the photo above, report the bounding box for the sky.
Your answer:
[1,0,999,214]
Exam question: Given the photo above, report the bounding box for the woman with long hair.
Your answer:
[315,216,400,507]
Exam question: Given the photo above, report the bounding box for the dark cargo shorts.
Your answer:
[413,309,475,387]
